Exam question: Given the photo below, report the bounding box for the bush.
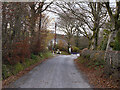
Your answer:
[72,46,79,52]
[2,64,11,79]
[6,38,31,65]
[39,53,43,58]
[31,54,38,60]
[61,51,70,55]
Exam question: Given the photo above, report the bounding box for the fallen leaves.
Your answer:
[74,59,119,88]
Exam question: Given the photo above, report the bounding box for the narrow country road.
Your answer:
[8,55,92,88]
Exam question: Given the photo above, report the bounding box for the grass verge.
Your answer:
[2,51,53,87]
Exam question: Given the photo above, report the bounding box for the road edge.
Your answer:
[2,55,55,88]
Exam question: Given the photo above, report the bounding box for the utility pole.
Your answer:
[54,22,57,53]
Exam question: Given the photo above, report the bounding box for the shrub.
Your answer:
[61,51,70,55]
[72,46,79,53]
[6,38,31,65]
[2,64,11,79]
[31,54,38,60]
[39,53,43,58]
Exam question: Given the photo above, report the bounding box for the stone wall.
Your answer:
[104,51,120,81]
[80,49,120,81]
[80,50,105,61]
[104,51,120,68]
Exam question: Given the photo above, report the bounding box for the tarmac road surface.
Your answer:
[8,55,92,88]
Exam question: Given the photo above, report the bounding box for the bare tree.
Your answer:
[65,2,107,50]
[57,13,77,52]
[2,2,53,63]
[48,1,108,50]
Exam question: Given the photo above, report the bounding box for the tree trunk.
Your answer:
[106,30,117,51]
[67,41,69,53]
[39,12,42,40]
[90,29,99,50]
